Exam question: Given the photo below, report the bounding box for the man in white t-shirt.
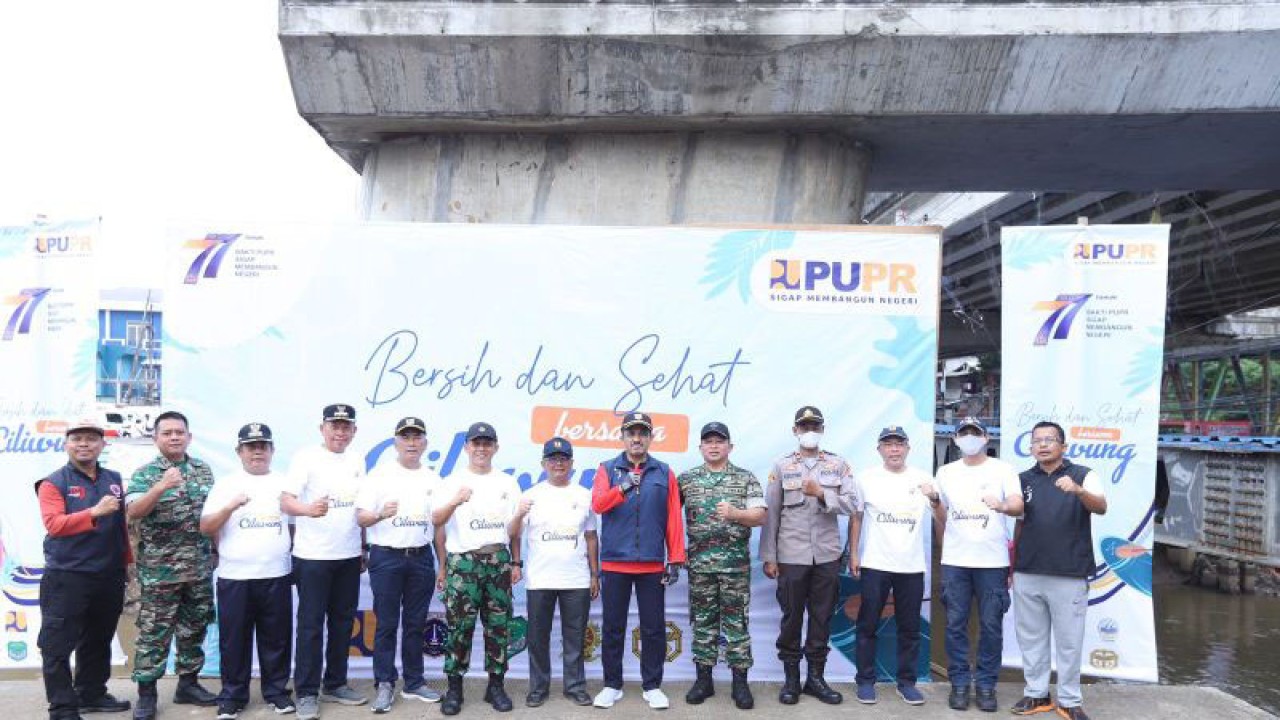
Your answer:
[199,422,295,720]
[509,437,599,708]
[356,417,445,713]
[847,426,932,707]
[431,422,522,716]
[280,404,367,719]
[924,417,1023,713]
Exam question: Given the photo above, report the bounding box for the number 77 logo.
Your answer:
[1032,294,1091,346]
[3,288,51,341]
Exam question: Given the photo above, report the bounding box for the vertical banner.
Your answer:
[0,220,102,668]
[164,222,941,681]
[1000,225,1169,682]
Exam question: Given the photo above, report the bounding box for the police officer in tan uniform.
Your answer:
[760,406,858,706]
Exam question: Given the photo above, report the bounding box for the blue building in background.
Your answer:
[96,288,162,413]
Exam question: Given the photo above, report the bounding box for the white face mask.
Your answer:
[797,431,822,449]
[955,435,988,457]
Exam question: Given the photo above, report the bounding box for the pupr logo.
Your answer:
[1032,294,1091,346]
[2,288,51,341]
[182,234,239,284]
[1072,243,1157,264]
[753,249,933,315]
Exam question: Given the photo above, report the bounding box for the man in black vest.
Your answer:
[1011,421,1107,720]
[36,419,132,720]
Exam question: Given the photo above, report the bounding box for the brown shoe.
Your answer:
[1056,706,1091,720]
[1011,696,1056,715]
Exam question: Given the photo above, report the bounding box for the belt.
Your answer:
[466,543,508,556]
[369,544,431,556]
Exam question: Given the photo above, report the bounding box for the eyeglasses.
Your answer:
[1029,438,1061,447]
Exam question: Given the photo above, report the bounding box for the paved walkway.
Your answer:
[0,678,1271,719]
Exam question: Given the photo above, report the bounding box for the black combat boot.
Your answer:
[172,673,218,706]
[685,664,715,704]
[483,673,513,712]
[802,660,843,705]
[132,682,157,720]
[441,675,464,716]
[731,668,754,710]
[778,662,801,705]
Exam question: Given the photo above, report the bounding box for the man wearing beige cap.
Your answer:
[36,418,132,720]
[356,417,444,713]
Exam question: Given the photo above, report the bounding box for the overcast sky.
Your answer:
[0,1,360,228]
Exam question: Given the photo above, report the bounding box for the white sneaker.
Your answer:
[593,687,625,708]
[642,689,670,710]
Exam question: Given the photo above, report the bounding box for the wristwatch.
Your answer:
[512,560,524,567]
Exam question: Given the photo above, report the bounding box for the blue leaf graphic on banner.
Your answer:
[1121,327,1164,398]
[868,317,937,422]
[1003,236,1070,270]
[165,334,200,355]
[264,326,284,340]
[699,230,795,303]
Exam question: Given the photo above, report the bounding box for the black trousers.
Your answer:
[601,571,665,691]
[39,568,125,720]
[217,576,293,706]
[526,588,591,695]
[775,560,840,664]
[855,568,924,686]
[293,556,361,697]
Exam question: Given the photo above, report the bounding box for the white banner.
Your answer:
[162,222,941,681]
[999,225,1168,682]
[0,219,121,668]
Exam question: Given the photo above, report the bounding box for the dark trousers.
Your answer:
[38,568,125,720]
[526,588,590,695]
[855,568,924,686]
[293,556,361,697]
[368,546,436,689]
[942,565,1010,691]
[775,560,839,664]
[217,576,293,706]
[601,570,664,691]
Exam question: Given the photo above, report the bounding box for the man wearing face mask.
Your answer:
[760,406,857,706]
[927,417,1022,713]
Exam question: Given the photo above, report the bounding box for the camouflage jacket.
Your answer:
[126,454,214,585]
[678,462,765,573]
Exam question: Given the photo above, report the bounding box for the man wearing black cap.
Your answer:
[199,423,295,719]
[281,404,367,718]
[760,406,856,706]
[927,417,1022,712]
[678,422,766,710]
[431,422,522,715]
[356,417,444,713]
[848,426,932,706]
[590,412,686,711]
[36,419,132,720]
[509,437,598,708]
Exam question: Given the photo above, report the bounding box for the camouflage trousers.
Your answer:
[689,570,752,669]
[443,548,513,677]
[131,578,214,682]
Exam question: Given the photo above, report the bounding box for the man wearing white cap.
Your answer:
[36,419,132,720]
[199,422,295,719]
[356,417,444,713]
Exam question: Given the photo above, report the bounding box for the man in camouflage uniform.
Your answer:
[679,422,767,710]
[125,411,217,720]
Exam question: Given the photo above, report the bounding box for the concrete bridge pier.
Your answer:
[359,132,869,225]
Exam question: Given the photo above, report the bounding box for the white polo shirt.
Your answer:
[358,460,441,549]
[520,481,595,590]
[201,469,292,580]
[856,465,932,574]
[935,456,1022,568]
[438,467,521,554]
[285,444,364,560]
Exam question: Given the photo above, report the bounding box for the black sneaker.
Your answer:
[975,687,997,713]
[78,693,132,713]
[948,684,970,711]
[565,690,592,706]
[1056,707,1091,720]
[216,703,242,720]
[269,696,296,714]
[1011,696,1055,715]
